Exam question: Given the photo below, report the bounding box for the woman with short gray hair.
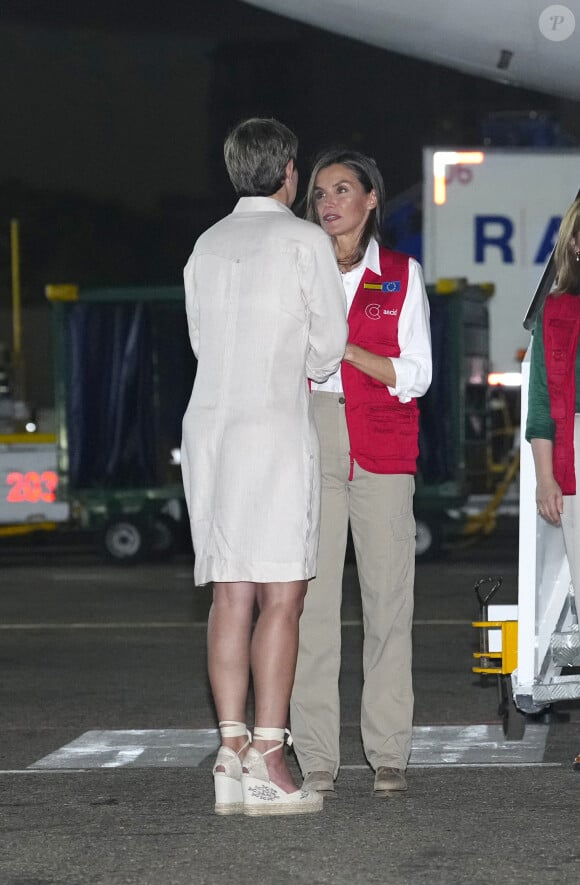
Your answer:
[181,118,348,815]
[224,117,298,197]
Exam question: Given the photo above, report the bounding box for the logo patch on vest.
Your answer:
[365,304,399,320]
[364,280,401,293]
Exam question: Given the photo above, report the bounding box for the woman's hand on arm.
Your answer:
[343,343,396,387]
[341,259,431,398]
[303,235,348,382]
[530,437,563,525]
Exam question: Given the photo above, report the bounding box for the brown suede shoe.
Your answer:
[302,770,338,798]
[373,767,407,796]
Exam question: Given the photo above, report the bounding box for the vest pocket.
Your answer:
[548,319,575,375]
[366,403,415,430]
[356,403,418,460]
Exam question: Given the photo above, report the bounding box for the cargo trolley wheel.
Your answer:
[150,514,178,561]
[498,674,526,741]
[415,516,442,562]
[100,518,149,564]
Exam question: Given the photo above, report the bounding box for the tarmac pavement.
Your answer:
[1,520,579,884]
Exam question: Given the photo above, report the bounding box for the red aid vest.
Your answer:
[341,247,419,476]
[543,292,580,495]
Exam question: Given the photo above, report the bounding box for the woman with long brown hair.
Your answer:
[290,149,432,797]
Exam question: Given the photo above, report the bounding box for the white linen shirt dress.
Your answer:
[181,197,348,586]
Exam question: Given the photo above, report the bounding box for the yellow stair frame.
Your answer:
[472,619,518,675]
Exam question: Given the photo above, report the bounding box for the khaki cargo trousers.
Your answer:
[291,391,416,777]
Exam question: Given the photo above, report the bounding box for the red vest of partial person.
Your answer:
[543,292,580,495]
[341,247,419,476]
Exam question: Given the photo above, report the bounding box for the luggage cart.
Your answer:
[43,283,194,564]
[472,576,523,740]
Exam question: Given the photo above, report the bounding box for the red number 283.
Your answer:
[6,471,59,503]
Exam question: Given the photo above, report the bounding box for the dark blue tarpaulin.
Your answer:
[66,301,194,489]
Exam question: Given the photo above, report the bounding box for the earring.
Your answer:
[575,248,580,264]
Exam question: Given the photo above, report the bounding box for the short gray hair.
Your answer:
[224,118,298,197]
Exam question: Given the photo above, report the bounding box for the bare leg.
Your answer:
[208,581,256,756]
[251,580,308,791]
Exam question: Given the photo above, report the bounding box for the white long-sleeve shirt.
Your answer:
[312,238,432,403]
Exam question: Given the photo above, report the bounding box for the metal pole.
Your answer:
[10,219,23,398]
[10,220,21,357]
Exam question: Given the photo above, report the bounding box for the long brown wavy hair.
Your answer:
[305,149,386,272]
[553,197,580,295]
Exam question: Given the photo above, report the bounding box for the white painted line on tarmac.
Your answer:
[342,762,562,769]
[343,619,472,626]
[406,762,561,768]
[0,619,472,630]
[48,573,106,581]
[26,724,549,771]
[0,763,563,775]
[408,724,547,765]
[0,622,207,630]
[29,728,220,770]
[0,769,95,775]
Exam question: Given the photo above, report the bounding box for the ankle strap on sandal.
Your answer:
[253,726,293,752]
[218,720,252,743]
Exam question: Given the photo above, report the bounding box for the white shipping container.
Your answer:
[422,148,580,375]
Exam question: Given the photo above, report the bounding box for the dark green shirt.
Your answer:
[526,307,580,442]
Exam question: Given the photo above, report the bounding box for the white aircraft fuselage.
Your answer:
[241,0,580,101]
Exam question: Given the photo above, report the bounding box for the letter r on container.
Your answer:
[475,216,514,264]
